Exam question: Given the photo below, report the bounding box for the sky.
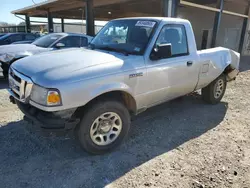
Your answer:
[0,0,45,24]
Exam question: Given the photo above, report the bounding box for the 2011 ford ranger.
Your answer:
[8,17,240,154]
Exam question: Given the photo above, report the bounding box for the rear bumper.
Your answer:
[11,96,80,130]
[227,69,239,82]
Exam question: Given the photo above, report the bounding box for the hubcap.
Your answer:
[214,79,224,99]
[90,112,122,146]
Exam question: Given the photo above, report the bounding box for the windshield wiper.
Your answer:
[98,46,131,56]
[33,43,43,48]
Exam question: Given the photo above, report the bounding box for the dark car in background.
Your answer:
[0,33,93,78]
[0,33,7,38]
[11,40,37,44]
[0,33,39,46]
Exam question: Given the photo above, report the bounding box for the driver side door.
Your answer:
[145,24,200,106]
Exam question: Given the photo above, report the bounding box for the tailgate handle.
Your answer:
[187,61,193,66]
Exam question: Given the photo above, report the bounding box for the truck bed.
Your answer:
[195,47,240,90]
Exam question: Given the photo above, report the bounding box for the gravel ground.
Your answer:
[0,59,250,188]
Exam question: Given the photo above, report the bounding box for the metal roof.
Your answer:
[11,0,250,20]
[11,0,165,20]
[12,0,58,14]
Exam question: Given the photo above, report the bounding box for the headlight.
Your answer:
[0,53,15,63]
[30,84,62,106]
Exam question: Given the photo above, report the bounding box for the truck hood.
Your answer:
[12,48,133,87]
[0,44,50,61]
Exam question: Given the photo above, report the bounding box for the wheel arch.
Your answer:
[74,90,137,119]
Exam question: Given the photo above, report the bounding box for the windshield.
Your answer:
[32,34,64,48]
[90,19,157,55]
[0,33,10,40]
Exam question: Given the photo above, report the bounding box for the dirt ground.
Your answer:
[0,58,250,188]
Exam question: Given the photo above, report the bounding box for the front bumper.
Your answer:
[10,96,80,130]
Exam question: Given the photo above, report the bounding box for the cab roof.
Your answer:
[114,17,190,24]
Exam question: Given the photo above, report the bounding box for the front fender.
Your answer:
[90,82,134,100]
[0,55,27,75]
[0,55,28,66]
[51,81,136,112]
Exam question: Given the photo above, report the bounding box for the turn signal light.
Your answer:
[47,91,61,105]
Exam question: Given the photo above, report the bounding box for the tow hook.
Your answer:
[9,95,16,104]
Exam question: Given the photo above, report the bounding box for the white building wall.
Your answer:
[53,23,103,35]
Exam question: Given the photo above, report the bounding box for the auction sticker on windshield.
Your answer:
[135,21,156,28]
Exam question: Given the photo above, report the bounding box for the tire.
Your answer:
[202,74,227,104]
[2,63,9,79]
[77,100,131,155]
[3,71,8,79]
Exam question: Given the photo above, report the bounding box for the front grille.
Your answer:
[10,70,21,82]
[9,68,33,103]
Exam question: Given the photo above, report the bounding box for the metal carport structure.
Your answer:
[11,0,250,53]
[11,0,172,36]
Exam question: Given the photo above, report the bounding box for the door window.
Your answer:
[156,24,189,57]
[8,34,23,43]
[25,34,36,40]
[57,36,82,48]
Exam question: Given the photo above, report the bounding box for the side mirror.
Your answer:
[150,43,172,60]
[55,42,65,48]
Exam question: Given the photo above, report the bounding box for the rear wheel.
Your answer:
[77,100,131,155]
[202,74,227,104]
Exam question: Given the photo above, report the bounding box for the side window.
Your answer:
[156,24,188,57]
[80,37,88,47]
[25,34,36,40]
[57,36,81,48]
[8,34,23,43]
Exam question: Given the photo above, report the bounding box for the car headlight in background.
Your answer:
[0,53,15,63]
[30,84,62,106]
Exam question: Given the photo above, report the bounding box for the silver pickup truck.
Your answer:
[8,17,240,154]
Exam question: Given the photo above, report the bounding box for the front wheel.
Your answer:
[1,63,9,79]
[77,100,131,155]
[202,74,227,104]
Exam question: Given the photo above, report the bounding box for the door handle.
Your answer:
[187,61,193,66]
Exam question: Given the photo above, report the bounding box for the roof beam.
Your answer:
[50,1,85,12]
[11,0,58,14]
[93,0,133,7]
[28,10,48,17]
